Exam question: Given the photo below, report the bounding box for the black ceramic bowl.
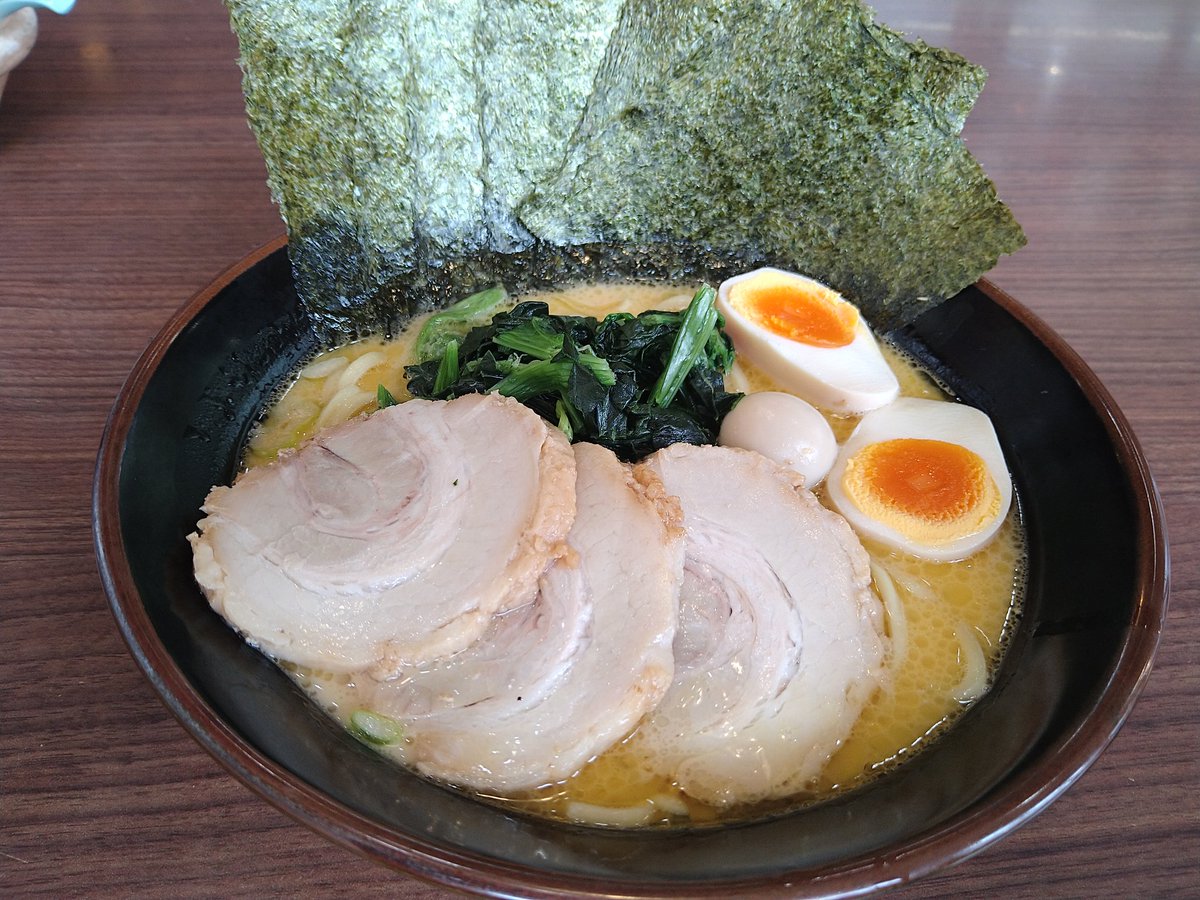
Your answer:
[94,237,1168,897]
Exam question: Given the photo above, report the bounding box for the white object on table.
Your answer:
[0,8,38,105]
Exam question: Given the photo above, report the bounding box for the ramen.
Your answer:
[222,281,1024,826]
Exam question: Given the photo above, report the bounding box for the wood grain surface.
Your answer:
[2,1,1196,896]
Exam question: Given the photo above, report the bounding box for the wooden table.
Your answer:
[2,1,1196,895]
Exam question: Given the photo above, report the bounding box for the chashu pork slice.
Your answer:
[364,441,683,793]
[637,444,887,807]
[189,393,576,676]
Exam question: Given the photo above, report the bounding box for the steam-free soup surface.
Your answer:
[248,282,1023,826]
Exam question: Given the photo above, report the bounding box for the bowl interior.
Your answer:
[96,243,1166,895]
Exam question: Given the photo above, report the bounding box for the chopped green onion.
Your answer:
[349,709,404,746]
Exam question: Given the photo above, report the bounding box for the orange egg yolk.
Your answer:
[841,438,1001,546]
[730,278,859,348]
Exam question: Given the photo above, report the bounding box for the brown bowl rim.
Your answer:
[93,237,1169,898]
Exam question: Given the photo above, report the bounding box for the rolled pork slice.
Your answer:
[638,444,887,807]
[189,393,576,675]
[366,441,683,793]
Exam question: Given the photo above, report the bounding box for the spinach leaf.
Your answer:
[376,384,399,409]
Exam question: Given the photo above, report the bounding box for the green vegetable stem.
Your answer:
[650,284,718,407]
[414,285,509,363]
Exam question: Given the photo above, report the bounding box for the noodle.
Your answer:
[315,385,373,429]
[951,623,988,703]
[566,801,656,827]
[870,560,908,672]
[337,350,387,389]
[886,564,937,602]
[299,355,349,379]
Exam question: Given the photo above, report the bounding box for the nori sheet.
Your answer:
[520,0,1025,326]
[477,0,624,251]
[226,0,1025,337]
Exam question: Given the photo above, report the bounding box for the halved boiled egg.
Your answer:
[825,398,1013,561]
[716,268,899,415]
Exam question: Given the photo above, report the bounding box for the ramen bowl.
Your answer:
[94,237,1167,897]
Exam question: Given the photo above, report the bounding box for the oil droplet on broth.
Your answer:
[245,282,1024,825]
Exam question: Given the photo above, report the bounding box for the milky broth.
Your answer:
[249,282,1024,826]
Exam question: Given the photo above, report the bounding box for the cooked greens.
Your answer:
[650,285,719,407]
[376,384,399,409]
[414,285,509,363]
[405,286,742,460]
[227,0,1024,334]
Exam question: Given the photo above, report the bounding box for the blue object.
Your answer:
[0,0,74,18]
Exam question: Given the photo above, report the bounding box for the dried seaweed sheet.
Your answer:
[227,0,1024,335]
[520,0,1025,325]
[228,0,624,334]
[227,2,377,312]
[477,1,623,250]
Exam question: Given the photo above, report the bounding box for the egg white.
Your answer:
[716,268,899,415]
[826,398,1013,561]
[718,391,837,487]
